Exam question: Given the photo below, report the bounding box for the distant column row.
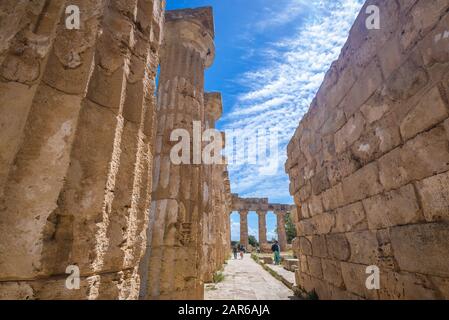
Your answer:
[235,210,288,251]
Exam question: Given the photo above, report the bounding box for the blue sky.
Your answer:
[166,0,364,241]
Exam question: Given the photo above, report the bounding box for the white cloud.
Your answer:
[224,0,364,203]
[267,229,277,241]
[254,0,312,31]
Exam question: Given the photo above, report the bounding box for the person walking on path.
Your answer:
[271,240,281,265]
[233,246,238,259]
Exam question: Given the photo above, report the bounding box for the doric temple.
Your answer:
[231,194,295,252]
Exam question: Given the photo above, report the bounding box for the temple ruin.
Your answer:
[0,0,449,301]
[231,194,295,252]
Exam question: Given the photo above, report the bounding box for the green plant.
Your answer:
[213,271,225,283]
[306,290,319,300]
[248,235,259,247]
[250,253,259,263]
[284,212,297,244]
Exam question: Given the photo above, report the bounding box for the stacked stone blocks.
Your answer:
[286,0,449,300]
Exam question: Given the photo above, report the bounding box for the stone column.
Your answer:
[275,211,288,252]
[257,211,267,246]
[0,0,165,299]
[201,92,222,283]
[0,0,66,198]
[143,7,215,300]
[239,210,249,249]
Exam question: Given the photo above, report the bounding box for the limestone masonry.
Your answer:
[285,0,449,299]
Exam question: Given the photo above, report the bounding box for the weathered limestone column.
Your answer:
[257,211,267,246]
[201,92,223,282]
[275,211,288,252]
[0,1,66,198]
[143,7,215,300]
[0,0,165,299]
[239,210,249,249]
[201,92,223,283]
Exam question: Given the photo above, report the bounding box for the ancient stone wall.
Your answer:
[0,0,165,299]
[286,0,449,299]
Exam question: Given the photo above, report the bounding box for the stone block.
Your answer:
[335,112,366,154]
[341,262,379,299]
[342,59,383,118]
[328,285,363,300]
[363,183,424,229]
[311,277,332,300]
[297,271,315,293]
[380,271,440,300]
[445,118,449,140]
[416,171,449,222]
[400,87,448,141]
[283,259,299,272]
[311,168,330,196]
[310,213,335,235]
[301,203,310,220]
[259,256,273,265]
[311,235,328,258]
[383,57,429,102]
[298,181,312,202]
[403,124,449,177]
[360,92,391,125]
[419,13,449,66]
[299,236,312,256]
[299,255,309,274]
[321,109,346,136]
[297,219,314,236]
[342,162,383,204]
[0,282,34,300]
[431,275,449,299]
[322,259,344,288]
[308,194,324,216]
[377,36,403,80]
[308,256,323,279]
[326,233,350,262]
[379,126,449,190]
[333,202,368,233]
[351,113,402,165]
[410,0,449,36]
[376,146,402,190]
[326,151,361,186]
[390,222,449,277]
[321,183,344,212]
[346,230,380,265]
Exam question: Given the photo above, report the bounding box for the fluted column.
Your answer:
[0,0,166,299]
[257,210,267,246]
[143,7,215,300]
[201,92,222,282]
[275,211,288,251]
[0,0,66,198]
[239,210,249,249]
